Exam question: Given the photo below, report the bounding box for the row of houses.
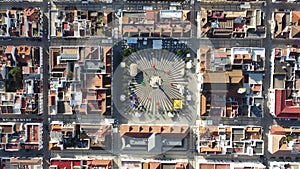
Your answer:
[0,122,43,151]
[269,46,300,118]
[49,121,111,150]
[50,10,113,37]
[122,10,192,38]
[199,9,265,38]
[1,156,299,169]
[197,45,300,156]
[47,6,300,40]
[48,46,112,116]
[198,45,300,119]
[48,8,300,39]
[199,47,265,118]
[0,8,42,37]
[0,46,42,115]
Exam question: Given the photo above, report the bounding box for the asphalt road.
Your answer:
[0,2,42,9]
[41,0,51,168]
[198,0,300,166]
[261,0,273,166]
[1,0,300,168]
[0,0,50,166]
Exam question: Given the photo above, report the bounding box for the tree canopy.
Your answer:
[9,66,22,82]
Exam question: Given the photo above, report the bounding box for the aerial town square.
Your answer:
[0,0,300,168]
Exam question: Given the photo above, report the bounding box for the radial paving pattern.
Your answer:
[124,49,186,114]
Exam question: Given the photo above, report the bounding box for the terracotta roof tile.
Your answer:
[149,162,160,169]
[270,125,286,135]
[275,89,300,118]
[214,52,227,58]
[292,11,300,23]
[146,10,159,22]
[5,46,14,54]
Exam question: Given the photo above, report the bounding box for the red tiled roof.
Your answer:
[21,97,26,109]
[22,24,26,37]
[28,24,33,37]
[275,89,300,118]
[73,160,81,166]
[5,46,14,54]
[49,96,55,106]
[234,23,244,29]
[26,125,39,142]
[63,23,69,30]
[50,160,81,169]
[51,160,72,169]
[146,10,159,22]
[149,162,161,169]
[211,11,225,19]
[24,8,40,22]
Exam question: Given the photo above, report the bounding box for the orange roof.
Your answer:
[51,124,62,131]
[199,126,218,133]
[200,164,214,169]
[24,8,40,22]
[146,10,159,22]
[151,126,162,133]
[149,162,160,169]
[282,49,288,56]
[200,94,206,115]
[120,125,189,137]
[143,162,149,169]
[123,26,139,33]
[10,158,41,165]
[270,125,286,135]
[161,126,171,133]
[93,74,103,88]
[292,11,300,23]
[122,15,129,24]
[21,23,26,36]
[216,164,230,169]
[140,126,150,133]
[203,69,243,84]
[214,52,227,58]
[102,11,111,25]
[175,162,188,169]
[251,84,262,91]
[86,93,97,101]
[0,124,14,134]
[91,160,111,166]
[15,46,31,56]
[291,26,300,38]
[5,46,14,54]
[245,127,261,133]
[200,147,222,153]
[26,125,40,143]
